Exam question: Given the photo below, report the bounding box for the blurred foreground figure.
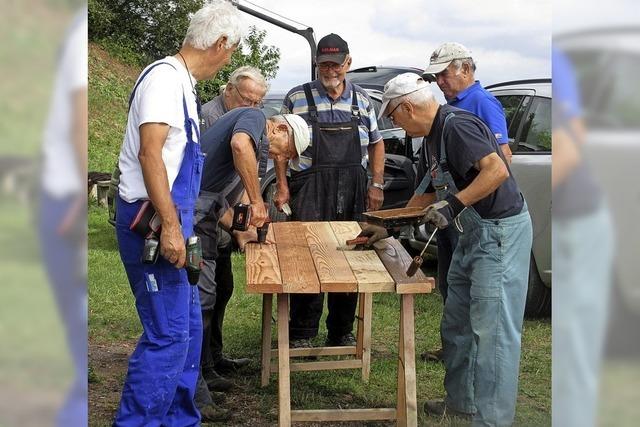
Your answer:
[551,47,614,427]
[38,6,88,427]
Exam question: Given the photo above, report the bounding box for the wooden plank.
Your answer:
[273,222,320,294]
[329,221,363,246]
[261,294,273,387]
[397,297,407,427]
[360,293,373,382]
[271,359,362,372]
[374,238,435,294]
[303,222,358,292]
[277,294,291,427]
[329,221,395,292]
[271,346,356,358]
[343,250,395,293]
[291,408,397,422]
[245,242,283,294]
[400,294,418,426]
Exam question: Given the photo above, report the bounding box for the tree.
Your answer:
[88,0,281,99]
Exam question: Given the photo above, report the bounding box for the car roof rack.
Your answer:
[485,78,551,89]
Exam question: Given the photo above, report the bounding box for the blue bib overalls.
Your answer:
[113,62,205,427]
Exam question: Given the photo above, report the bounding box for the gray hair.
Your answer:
[183,0,245,50]
[451,57,477,73]
[228,66,269,92]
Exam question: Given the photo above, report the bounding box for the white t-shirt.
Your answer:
[41,9,88,198]
[118,55,199,202]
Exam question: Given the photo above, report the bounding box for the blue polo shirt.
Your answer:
[448,81,509,145]
[281,79,383,172]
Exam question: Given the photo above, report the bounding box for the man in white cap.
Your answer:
[421,42,512,363]
[192,107,309,421]
[362,73,532,427]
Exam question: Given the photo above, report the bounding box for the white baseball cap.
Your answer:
[423,42,473,79]
[378,73,431,120]
[282,114,310,159]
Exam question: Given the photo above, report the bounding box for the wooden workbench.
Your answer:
[245,221,435,426]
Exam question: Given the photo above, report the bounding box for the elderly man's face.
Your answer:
[435,63,469,101]
[318,56,351,91]
[227,78,266,109]
[267,123,295,162]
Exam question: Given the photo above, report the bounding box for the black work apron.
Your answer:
[289,83,368,221]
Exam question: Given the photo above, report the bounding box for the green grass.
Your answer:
[88,205,551,426]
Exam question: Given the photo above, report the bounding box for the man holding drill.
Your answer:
[112,2,244,425]
[193,107,309,404]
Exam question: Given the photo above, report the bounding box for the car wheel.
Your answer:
[525,254,551,318]
[263,179,289,223]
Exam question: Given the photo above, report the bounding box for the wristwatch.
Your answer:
[370,182,385,190]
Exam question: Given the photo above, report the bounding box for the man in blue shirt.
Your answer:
[421,42,512,363]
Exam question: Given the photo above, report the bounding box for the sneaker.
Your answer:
[199,403,231,422]
[423,399,473,420]
[214,357,251,376]
[289,338,317,360]
[325,332,356,347]
[289,338,313,349]
[420,347,444,362]
[203,368,234,392]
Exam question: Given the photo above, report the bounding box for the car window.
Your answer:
[495,95,526,140]
[261,98,282,118]
[369,97,394,130]
[517,97,551,152]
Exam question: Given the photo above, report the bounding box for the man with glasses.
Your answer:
[362,73,531,426]
[280,33,385,350]
[201,66,268,132]
[421,42,512,364]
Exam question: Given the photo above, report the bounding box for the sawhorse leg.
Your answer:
[396,294,418,427]
[277,293,291,427]
[356,293,373,382]
[261,293,273,387]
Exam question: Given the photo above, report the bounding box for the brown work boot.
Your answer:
[203,367,233,392]
[424,399,473,420]
[199,403,231,422]
[420,347,444,362]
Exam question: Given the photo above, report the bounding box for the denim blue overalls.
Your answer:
[113,61,204,427]
[418,111,533,426]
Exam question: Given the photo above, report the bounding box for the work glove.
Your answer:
[358,224,389,247]
[422,195,466,229]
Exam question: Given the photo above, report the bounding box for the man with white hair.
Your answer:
[112,1,244,425]
[421,41,512,364]
[361,73,532,426]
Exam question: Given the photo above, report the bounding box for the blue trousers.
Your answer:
[113,198,202,427]
[552,204,613,427]
[442,204,532,427]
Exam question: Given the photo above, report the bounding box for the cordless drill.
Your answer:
[232,203,270,243]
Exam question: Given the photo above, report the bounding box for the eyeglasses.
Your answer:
[233,85,263,108]
[317,59,348,72]
[387,101,404,124]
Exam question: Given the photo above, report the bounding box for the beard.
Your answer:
[320,75,342,90]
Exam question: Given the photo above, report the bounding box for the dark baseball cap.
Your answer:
[316,33,349,64]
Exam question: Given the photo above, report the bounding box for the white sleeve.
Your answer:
[135,67,184,130]
[63,12,88,92]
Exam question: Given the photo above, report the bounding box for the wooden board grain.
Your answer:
[303,222,357,292]
[375,238,435,294]
[245,241,283,294]
[273,222,320,294]
[329,221,363,247]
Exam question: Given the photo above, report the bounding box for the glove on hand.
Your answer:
[422,195,465,229]
[358,224,389,247]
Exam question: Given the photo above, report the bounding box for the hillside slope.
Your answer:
[88,43,139,172]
